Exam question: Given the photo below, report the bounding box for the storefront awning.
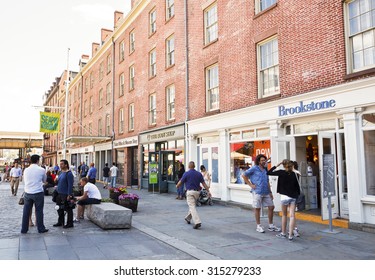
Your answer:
[64,136,111,144]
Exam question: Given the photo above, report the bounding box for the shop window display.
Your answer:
[230,140,270,184]
[363,113,375,196]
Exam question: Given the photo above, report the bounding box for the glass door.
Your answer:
[159,151,175,193]
[199,145,220,197]
[337,133,348,219]
[318,132,339,220]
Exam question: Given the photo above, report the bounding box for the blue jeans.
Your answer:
[177,183,185,197]
[21,192,46,233]
[111,176,117,187]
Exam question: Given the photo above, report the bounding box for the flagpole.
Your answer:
[63,48,70,160]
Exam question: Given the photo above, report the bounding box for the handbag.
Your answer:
[18,193,25,205]
[294,172,305,211]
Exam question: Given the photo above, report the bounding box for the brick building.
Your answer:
[42,0,375,228]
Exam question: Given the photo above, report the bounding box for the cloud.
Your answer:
[72,3,115,24]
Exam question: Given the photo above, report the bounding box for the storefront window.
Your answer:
[116,150,124,185]
[230,140,271,184]
[142,145,149,177]
[363,114,375,195]
[211,147,219,183]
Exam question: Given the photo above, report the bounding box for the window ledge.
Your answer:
[228,184,251,191]
[256,93,281,104]
[361,196,375,205]
[165,64,175,71]
[344,67,375,80]
[205,109,220,116]
[253,3,278,19]
[203,38,218,49]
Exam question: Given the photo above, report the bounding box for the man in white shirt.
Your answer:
[10,162,23,196]
[74,177,102,222]
[110,162,119,187]
[21,154,49,234]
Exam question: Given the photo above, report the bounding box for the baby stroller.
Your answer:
[196,188,213,206]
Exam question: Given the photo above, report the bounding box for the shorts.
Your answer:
[252,193,274,208]
[281,197,296,206]
[77,198,101,206]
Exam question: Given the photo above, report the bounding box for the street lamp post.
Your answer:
[63,48,70,160]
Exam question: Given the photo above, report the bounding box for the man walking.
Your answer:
[87,162,97,184]
[110,162,119,187]
[21,154,48,234]
[10,162,22,196]
[242,154,280,233]
[102,163,110,188]
[176,161,210,229]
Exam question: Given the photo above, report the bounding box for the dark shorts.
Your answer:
[77,198,101,206]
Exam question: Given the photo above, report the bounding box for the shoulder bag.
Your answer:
[294,172,305,211]
[18,193,25,205]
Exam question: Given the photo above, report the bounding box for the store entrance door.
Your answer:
[149,151,175,193]
[318,132,339,220]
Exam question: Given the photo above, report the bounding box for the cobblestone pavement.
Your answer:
[0,180,375,260]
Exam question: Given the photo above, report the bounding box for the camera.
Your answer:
[54,198,76,210]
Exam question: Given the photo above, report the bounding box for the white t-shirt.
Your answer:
[110,166,118,177]
[24,164,47,194]
[84,182,102,200]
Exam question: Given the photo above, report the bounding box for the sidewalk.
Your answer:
[0,180,374,260]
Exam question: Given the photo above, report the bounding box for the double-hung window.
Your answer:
[166,84,175,120]
[149,93,156,125]
[106,82,111,104]
[149,49,156,78]
[129,103,135,131]
[166,35,175,67]
[166,0,175,20]
[119,108,124,134]
[119,73,125,96]
[129,30,135,53]
[346,0,375,72]
[204,3,218,45]
[206,64,219,111]
[150,9,157,35]
[258,37,279,98]
[129,65,135,90]
[119,41,125,62]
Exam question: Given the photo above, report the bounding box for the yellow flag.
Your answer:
[40,112,60,133]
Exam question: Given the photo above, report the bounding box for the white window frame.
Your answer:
[98,118,102,135]
[119,108,124,134]
[204,3,218,45]
[129,103,135,131]
[90,72,94,89]
[129,65,135,90]
[119,40,125,62]
[345,0,375,73]
[99,62,104,80]
[84,100,88,116]
[149,49,157,78]
[106,114,111,136]
[257,36,280,98]
[255,0,277,14]
[149,8,157,35]
[119,73,125,96]
[149,93,156,125]
[89,96,93,114]
[166,0,175,20]
[106,82,111,104]
[166,35,175,67]
[99,88,103,108]
[129,30,135,53]
[166,84,175,120]
[107,54,112,74]
[206,63,219,112]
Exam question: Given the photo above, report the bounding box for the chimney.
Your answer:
[79,54,89,71]
[92,42,100,57]
[101,28,113,45]
[131,0,140,9]
[114,11,124,29]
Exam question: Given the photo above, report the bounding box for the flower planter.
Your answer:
[119,198,138,212]
[109,191,122,204]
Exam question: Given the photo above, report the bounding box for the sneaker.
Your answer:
[276,233,286,238]
[293,228,300,237]
[268,224,281,232]
[288,236,294,242]
[256,225,265,233]
[73,218,80,223]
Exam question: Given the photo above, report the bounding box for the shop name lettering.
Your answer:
[278,99,336,116]
[147,131,175,141]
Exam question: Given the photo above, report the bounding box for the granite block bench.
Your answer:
[86,203,132,229]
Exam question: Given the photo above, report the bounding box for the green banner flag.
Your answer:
[149,162,158,184]
[40,112,60,133]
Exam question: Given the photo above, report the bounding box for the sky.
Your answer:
[0,0,131,134]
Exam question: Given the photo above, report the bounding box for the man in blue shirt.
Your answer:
[87,162,97,184]
[54,159,75,228]
[242,154,280,233]
[176,161,210,229]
